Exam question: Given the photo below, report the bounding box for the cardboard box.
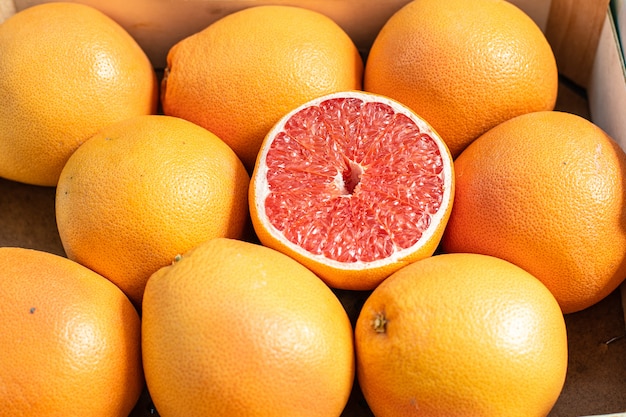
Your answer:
[1,1,626,416]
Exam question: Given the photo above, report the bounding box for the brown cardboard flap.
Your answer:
[588,11,626,148]
[0,0,15,23]
[1,0,610,81]
[545,0,610,88]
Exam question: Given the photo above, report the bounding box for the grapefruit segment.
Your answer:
[250,91,454,290]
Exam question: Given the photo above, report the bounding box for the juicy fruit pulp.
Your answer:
[251,91,454,290]
[264,97,445,262]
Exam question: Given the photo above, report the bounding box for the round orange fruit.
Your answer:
[0,2,157,186]
[141,237,355,417]
[364,0,558,158]
[161,5,364,171]
[355,253,568,417]
[249,90,454,291]
[55,115,250,307]
[442,110,626,314]
[0,247,143,416]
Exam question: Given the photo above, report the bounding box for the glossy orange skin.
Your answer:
[142,238,355,417]
[0,2,157,186]
[443,111,626,313]
[55,115,250,306]
[364,0,558,158]
[355,253,568,417]
[0,247,143,416]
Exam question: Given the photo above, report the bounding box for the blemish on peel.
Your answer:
[373,312,387,333]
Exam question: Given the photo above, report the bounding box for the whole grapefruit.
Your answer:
[442,111,626,313]
[0,247,143,416]
[141,238,355,417]
[355,253,568,417]
[56,115,250,306]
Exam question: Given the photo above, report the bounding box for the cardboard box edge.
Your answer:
[588,9,626,148]
[0,0,15,22]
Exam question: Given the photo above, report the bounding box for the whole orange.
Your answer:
[364,0,558,158]
[142,237,355,417]
[55,115,250,307]
[249,90,454,291]
[0,247,142,416]
[0,2,157,186]
[442,111,626,314]
[355,253,568,417]
[161,5,364,171]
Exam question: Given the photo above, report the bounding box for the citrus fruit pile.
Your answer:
[0,1,625,416]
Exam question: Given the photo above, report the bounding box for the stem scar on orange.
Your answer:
[249,90,454,290]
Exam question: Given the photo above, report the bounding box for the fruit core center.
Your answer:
[341,160,363,195]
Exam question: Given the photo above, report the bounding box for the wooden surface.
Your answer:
[1,0,612,80]
[545,0,611,88]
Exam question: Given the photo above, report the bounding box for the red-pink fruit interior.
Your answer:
[263,96,445,263]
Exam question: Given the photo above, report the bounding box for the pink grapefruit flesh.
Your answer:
[250,91,454,290]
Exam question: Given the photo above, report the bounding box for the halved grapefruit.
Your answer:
[249,91,454,290]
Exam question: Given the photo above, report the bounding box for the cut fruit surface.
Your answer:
[250,91,454,290]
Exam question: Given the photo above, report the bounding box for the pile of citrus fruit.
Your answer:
[1,1,625,416]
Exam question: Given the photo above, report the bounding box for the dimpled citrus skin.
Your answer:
[442,111,626,314]
[55,115,250,307]
[0,247,143,416]
[364,0,558,158]
[0,2,157,186]
[141,238,355,417]
[161,5,364,171]
[355,253,568,417]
